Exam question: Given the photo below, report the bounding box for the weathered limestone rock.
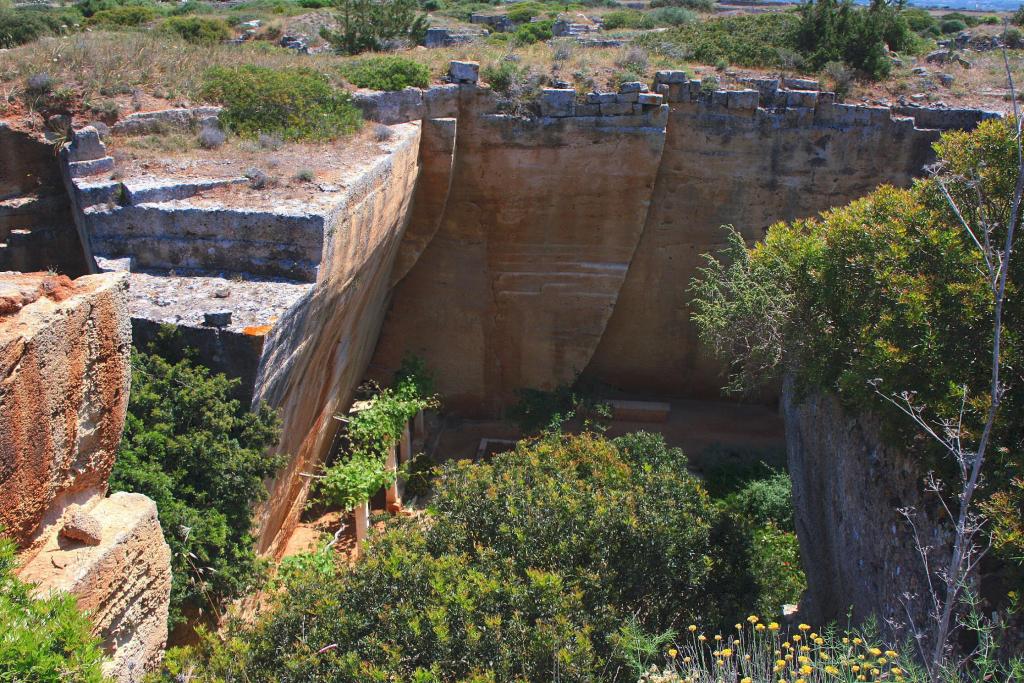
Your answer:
[782,376,947,636]
[0,271,171,682]
[352,88,425,125]
[0,273,130,548]
[60,505,103,545]
[539,88,576,117]
[20,492,172,683]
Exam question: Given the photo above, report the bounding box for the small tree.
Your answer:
[321,0,427,55]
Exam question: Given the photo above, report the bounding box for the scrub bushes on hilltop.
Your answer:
[109,330,284,629]
[160,16,232,44]
[340,55,430,91]
[155,431,792,681]
[201,65,363,140]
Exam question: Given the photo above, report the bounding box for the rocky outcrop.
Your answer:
[782,375,948,634]
[0,271,171,682]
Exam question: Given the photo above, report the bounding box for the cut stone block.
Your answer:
[539,88,576,117]
[600,101,634,116]
[449,60,480,84]
[619,81,648,93]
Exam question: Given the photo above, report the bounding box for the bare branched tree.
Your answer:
[871,29,1023,682]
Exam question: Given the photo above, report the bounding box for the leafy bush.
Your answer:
[506,1,542,22]
[201,65,363,141]
[313,374,436,511]
[109,332,284,628]
[602,9,643,29]
[730,471,795,530]
[513,18,553,43]
[649,0,713,10]
[795,0,914,79]
[87,4,158,26]
[320,0,427,54]
[939,18,967,33]
[1015,5,1024,27]
[160,15,232,44]
[901,7,935,33]
[339,55,430,91]
[160,432,763,681]
[74,0,152,17]
[691,118,1024,587]
[0,537,106,681]
[0,6,78,47]
[639,13,800,69]
[641,6,696,28]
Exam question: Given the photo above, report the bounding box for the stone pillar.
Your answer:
[353,500,370,556]
[399,423,412,465]
[385,443,401,512]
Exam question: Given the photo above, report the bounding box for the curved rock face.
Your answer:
[0,272,131,549]
[782,376,949,634]
[0,272,171,682]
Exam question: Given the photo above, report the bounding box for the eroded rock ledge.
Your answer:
[0,272,171,682]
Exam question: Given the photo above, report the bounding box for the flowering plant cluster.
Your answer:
[640,618,918,683]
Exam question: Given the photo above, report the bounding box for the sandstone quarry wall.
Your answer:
[371,91,668,415]
[251,122,422,555]
[0,271,171,682]
[782,375,949,635]
[371,79,992,414]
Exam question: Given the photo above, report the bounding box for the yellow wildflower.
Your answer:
[814,638,825,645]
[793,635,802,643]
[735,623,742,630]
[688,625,697,632]
[776,659,787,668]
[716,659,724,667]
[714,635,723,642]
[698,635,707,642]
[747,615,759,624]
[853,638,863,645]
[852,665,860,673]
[741,678,752,683]
[721,648,733,657]
[878,657,888,665]
[842,638,850,644]
[668,648,678,658]
[885,650,897,658]
[800,665,813,676]
[871,668,880,676]
[868,648,882,657]
[825,665,840,676]
[769,622,780,631]
[798,624,811,631]
[797,656,810,664]
[891,667,903,675]
[755,624,766,632]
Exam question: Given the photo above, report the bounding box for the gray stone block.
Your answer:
[786,78,820,91]
[204,310,232,327]
[647,104,669,128]
[637,92,663,106]
[727,89,759,111]
[352,88,424,125]
[619,81,648,93]
[67,156,114,178]
[617,92,639,104]
[425,84,460,118]
[654,70,688,85]
[539,88,575,117]
[450,60,480,84]
[67,126,106,163]
[599,101,634,116]
[586,91,617,104]
[575,103,600,116]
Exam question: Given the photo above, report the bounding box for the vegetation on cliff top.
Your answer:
[110,330,284,629]
[0,537,106,682]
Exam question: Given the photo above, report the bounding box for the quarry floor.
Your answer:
[280,396,786,559]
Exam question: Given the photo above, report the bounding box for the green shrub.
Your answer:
[160,15,232,43]
[901,7,935,33]
[795,0,915,79]
[506,1,542,22]
[0,6,78,47]
[160,432,762,681]
[87,4,158,26]
[110,332,284,628]
[0,537,106,681]
[940,11,977,27]
[1015,5,1024,26]
[602,9,643,29]
[691,118,1024,589]
[201,65,363,141]
[730,471,795,530]
[649,0,713,10]
[639,13,800,69]
[340,55,430,90]
[74,0,152,17]
[513,18,553,43]
[940,18,967,33]
[640,6,696,28]
[312,375,436,511]
[320,0,428,54]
